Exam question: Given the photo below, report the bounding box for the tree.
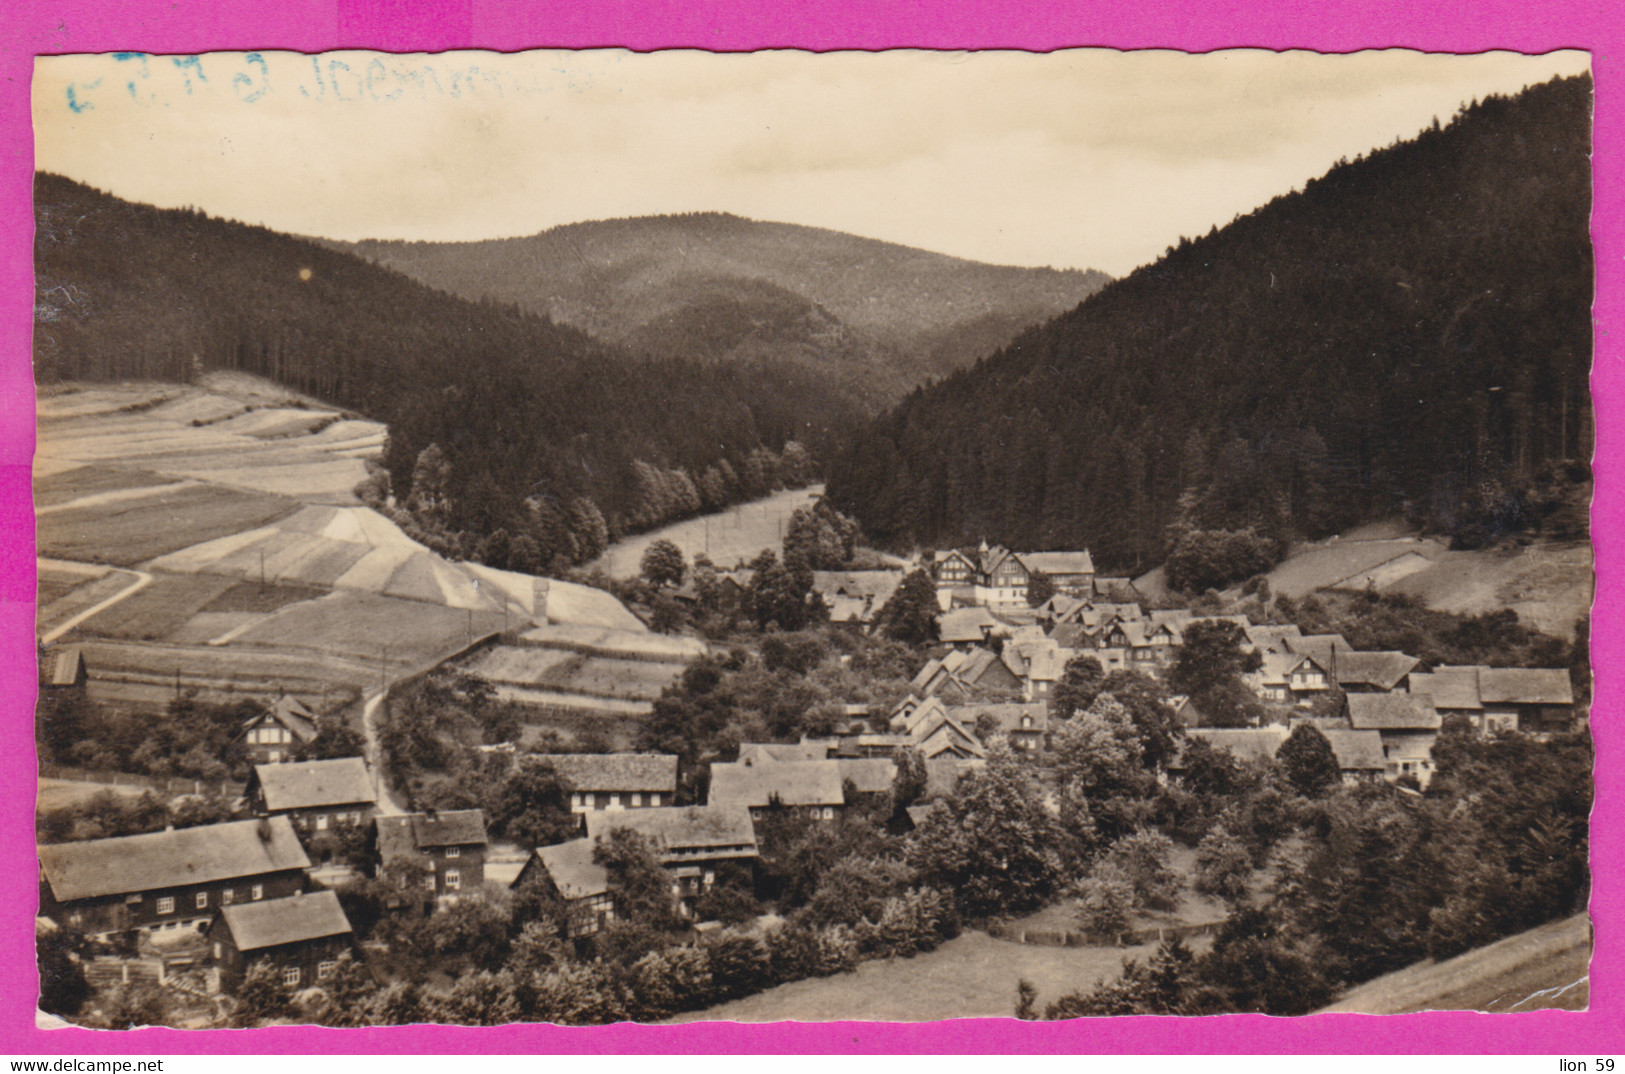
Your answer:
[594,827,681,930]
[640,539,686,589]
[1193,824,1253,901]
[873,569,939,645]
[1051,696,1148,800]
[1170,620,1261,697]
[783,502,859,572]
[746,550,823,631]
[406,442,453,530]
[1075,861,1137,939]
[1277,723,1342,797]
[37,928,89,1017]
[1097,670,1182,770]
[1051,654,1106,719]
[907,744,1066,918]
[1102,829,1182,911]
[295,717,367,761]
[231,962,293,1027]
[490,757,577,848]
[1025,569,1056,608]
[1015,978,1039,1020]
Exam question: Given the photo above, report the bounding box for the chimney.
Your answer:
[256,818,273,843]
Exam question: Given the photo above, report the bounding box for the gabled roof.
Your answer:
[1348,692,1441,731]
[910,707,988,759]
[1148,609,1194,630]
[1048,622,1090,649]
[737,741,831,765]
[958,646,1018,685]
[250,758,375,812]
[1245,624,1304,652]
[937,607,1000,644]
[217,890,352,952]
[1257,651,1310,686]
[893,694,950,736]
[1039,594,1087,621]
[1477,668,1575,706]
[1109,621,1151,648]
[1408,669,1484,711]
[532,838,610,900]
[1286,634,1354,666]
[40,818,309,902]
[583,805,757,853]
[811,570,903,604]
[1183,727,1290,766]
[375,810,488,864]
[1318,729,1388,771]
[1334,652,1421,692]
[923,757,983,799]
[947,702,1050,736]
[825,596,874,624]
[1022,551,1096,576]
[834,757,898,794]
[709,760,845,809]
[541,753,679,793]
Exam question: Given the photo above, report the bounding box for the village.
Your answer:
[35,512,1587,1025]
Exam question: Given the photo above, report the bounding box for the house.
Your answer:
[1347,692,1442,785]
[245,757,377,835]
[373,810,488,902]
[834,757,899,795]
[947,702,1050,752]
[811,571,903,628]
[932,542,1034,607]
[737,741,831,765]
[1411,665,1576,733]
[542,753,679,815]
[936,607,1004,648]
[38,818,309,941]
[1244,624,1304,656]
[1167,695,1204,728]
[38,645,87,694]
[1104,620,1180,671]
[208,889,355,993]
[890,695,986,759]
[1332,652,1420,694]
[512,838,615,939]
[582,805,758,913]
[1252,652,1334,706]
[1036,594,1088,626]
[1001,638,1076,703]
[708,760,845,819]
[909,645,1023,700]
[1283,633,1354,672]
[1171,727,1386,784]
[1020,551,1096,597]
[239,697,319,766]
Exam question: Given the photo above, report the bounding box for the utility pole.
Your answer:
[260,549,266,589]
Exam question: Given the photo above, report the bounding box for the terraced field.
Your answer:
[37,483,299,565]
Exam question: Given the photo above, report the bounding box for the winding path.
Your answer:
[38,561,153,644]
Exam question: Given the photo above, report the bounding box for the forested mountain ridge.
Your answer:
[32,174,864,561]
[826,74,1594,573]
[328,214,1110,406]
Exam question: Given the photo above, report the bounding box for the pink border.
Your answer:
[4,0,1622,1054]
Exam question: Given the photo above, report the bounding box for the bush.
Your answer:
[1075,862,1137,940]
[1102,830,1182,911]
[1193,824,1253,901]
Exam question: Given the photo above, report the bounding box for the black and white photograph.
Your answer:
[29,47,1594,1028]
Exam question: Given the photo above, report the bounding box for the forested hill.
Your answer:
[328,216,1110,406]
[33,174,866,555]
[827,74,1594,572]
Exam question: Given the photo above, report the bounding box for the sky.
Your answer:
[33,49,1590,275]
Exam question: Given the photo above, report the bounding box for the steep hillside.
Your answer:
[331,215,1110,404]
[34,175,865,555]
[827,75,1593,571]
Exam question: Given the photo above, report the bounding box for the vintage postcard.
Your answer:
[24,46,1596,1035]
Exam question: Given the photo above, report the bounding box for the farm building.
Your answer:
[373,810,488,903]
[238,696,318,765]
[708,760,845,819]
[38,817,309,941]
[1409,665,1577,733]
[38,645,87,693]
[1332,652,1420,694]
[1020,551,1096,597]
[1347,692,1443,785]
[540,753,679,815]
[582,805,758,914]
[946,702,1050,753]
[245,757,377,834]
[512,838,614,939]
[208,889,356,993]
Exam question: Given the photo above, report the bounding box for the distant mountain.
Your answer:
[32,174,869,559]
[827,75,1594,571]
[329,215,1110,406]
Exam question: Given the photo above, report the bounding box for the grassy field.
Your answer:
[37,483,299,566]
[1323,913,1589,1013]
[62,572,239,641]
[33,464,177,507]
[669,930,1154,1023]
[230,590,507,668]
[592,485,825,577]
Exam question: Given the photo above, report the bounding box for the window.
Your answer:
[821,806,835,820]
[425,874,437,891]
[444,846,460,859]
[315,814,328,831]
[156,897,175,915]
[445,868,461,891]
[222,889,234,905]
[196,892,208,909]
[69,912,83,927]
[631,793,642,807]
[570,794,582,810]
[584,793,595,808]
[283,967,301,987]
[251,885,264,901]
[268,750,282,763]
[213,943,222,960]
[318,961,337,981]
[609,794,621,809]
[650,793,661,807]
